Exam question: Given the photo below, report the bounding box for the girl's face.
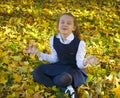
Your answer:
[58,15,76,36]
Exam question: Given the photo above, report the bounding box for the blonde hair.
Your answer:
[56,13,80,38]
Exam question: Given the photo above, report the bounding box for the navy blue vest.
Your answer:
[53,36,80,69]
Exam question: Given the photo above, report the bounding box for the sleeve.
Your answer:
[76,40,87,69]
[39,36,59,63]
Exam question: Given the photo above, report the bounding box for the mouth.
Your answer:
[62,28,67,30]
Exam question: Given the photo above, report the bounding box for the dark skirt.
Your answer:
[35,62,87,88]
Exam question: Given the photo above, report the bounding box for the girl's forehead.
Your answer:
[60,15,74,21]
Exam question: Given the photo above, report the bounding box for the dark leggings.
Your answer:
[32,67,72,89]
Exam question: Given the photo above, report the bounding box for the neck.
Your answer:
[60,33,69,41]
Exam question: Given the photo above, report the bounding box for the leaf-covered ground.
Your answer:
[0,0,120,98]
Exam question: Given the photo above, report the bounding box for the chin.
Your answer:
[61,32,68,35]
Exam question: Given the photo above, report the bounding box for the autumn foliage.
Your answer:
[0,0,120,98]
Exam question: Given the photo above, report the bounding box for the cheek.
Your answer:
[58,25,61,31]
[58,24,62,29]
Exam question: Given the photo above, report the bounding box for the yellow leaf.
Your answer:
[52,86,59,91]
[2,56,10,65]
[114,38,120,43]
[111,85,120,97]
[28,9,32,14]
[13,73,22,83]
[33,92,44,98]
[11,56,22,61]
[82,90,90,98]
[27,89,34,96]
[30,54,36,60]
[24,61,29,65]
[35,85,39,91]
[23,38,27,43]
[0,71,7,84]
[25,90,32,98]
[10,84,20,91]
[7,9,11,14]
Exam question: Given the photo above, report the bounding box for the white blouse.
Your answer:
[39,33,87,69]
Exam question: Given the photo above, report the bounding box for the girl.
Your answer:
[26,13,99,98]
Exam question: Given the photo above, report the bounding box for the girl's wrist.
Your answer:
[36,51,40,57]
[38,52,44,61]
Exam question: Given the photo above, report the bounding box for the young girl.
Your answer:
[26,13,98,98]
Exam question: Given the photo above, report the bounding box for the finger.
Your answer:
[34,49,38,55]
[87,55,94,60]
[31,48,35,53]
[31,48,38,54]
[92,58,99,65]
[95,58,99,64]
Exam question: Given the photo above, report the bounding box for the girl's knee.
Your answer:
[60,72,72,85]
[53,72,72,86]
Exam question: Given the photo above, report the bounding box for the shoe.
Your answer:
[65,85,76,98]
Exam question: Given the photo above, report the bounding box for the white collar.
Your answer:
[56,33,74,44]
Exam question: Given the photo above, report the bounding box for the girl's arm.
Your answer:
[25,37,59,63]
[38,36,59,63]
[76,40,87,69]
[76,41,99,69]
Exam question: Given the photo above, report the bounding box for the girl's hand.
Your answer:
[84,55,99,66]
[25,44,40,57]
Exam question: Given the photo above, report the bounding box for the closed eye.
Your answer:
[67,22,72,25]
[60,21,64,24]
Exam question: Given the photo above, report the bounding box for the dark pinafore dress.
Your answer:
[38,36,87,87]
